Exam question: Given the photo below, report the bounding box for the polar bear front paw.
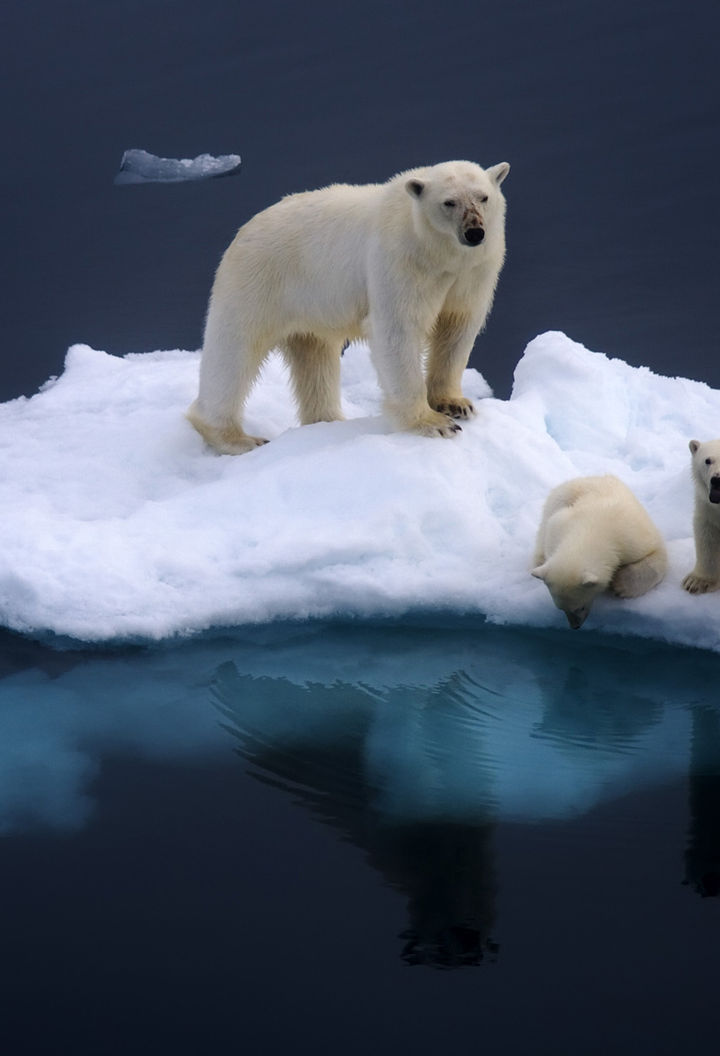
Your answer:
[682,572,720,594]
[411,410,462,439]
[429,396,476,420]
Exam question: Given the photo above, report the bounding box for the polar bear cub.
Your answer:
[187,159,510,454]
[531,475,668,629]
[682,438,720,594]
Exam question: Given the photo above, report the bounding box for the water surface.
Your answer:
[1,622,718,1054]
[1,0,719,401]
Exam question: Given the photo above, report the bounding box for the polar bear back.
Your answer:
[550,475,658,547]
[532,474,668,628]
[212,184,378,340]
[535,474,666,585]
[209,161,507,345]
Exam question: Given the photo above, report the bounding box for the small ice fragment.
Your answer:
[114,149,241,185]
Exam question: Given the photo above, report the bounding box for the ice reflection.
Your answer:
[207,631,718,964]
[685,705,720,897]
[210,627,707,826]
[1,622,719,960]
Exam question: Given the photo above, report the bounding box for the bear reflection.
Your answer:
[533,662,661,749]
[378,821,498,967]
[213,665,498,968]
[685,705,720,897]
[209,626,720,963]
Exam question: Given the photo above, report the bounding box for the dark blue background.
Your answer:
[2,0,719,403]
[1,622,720,1056]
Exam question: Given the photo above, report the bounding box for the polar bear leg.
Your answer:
[426,311,477,420]
[610,549,667,598]
[378,357,462,437]
[282,334,345,425]
[367,312,461,439]
[683,519,720,593]
[188,313,270,454]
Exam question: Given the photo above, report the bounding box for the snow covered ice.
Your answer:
[1,331,719,649]
[114,148,241,184]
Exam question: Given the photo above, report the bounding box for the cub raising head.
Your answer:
[689,438,720,505]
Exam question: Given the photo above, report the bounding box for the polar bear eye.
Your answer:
[480,194,489,203]
[706,457,714,465]
[443,199,457,208]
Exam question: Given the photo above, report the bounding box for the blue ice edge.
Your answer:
[2,608,717,663]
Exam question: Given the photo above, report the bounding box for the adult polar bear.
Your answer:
[187,160,510,454]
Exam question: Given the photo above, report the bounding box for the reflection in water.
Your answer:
[387,823,498,968]
[685,706,720,898]
[213,668,499,967]
[533,662,661,753]
[1,621,720,966]
[207,630,719,964]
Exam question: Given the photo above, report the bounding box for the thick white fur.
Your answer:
[683,438,720,594]
[531,475,668,629]
[187,160,510,454]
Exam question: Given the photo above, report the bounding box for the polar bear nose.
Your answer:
[464,226,485,246]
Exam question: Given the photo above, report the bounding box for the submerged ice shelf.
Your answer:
[1,622,714,836]
[0,332,718,648]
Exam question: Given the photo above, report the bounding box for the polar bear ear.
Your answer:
[406,179,425,199]
[531,564,547,581]
[487,162,510,186]
[581,572,600,588]
[689,439,700,454]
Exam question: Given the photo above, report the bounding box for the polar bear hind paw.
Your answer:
[610,552,666,598]
[186,407,268,455]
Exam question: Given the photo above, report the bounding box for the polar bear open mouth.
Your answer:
[709,478,720,504]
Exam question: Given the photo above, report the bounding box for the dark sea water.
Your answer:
[2,623,720,1055]
[2,2,720,1052]
[2,0,720,402]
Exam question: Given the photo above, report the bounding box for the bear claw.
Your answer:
[682,573,720,594]
[432,400,475,420]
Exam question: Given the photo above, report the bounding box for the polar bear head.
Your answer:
[689,438,720,504]
[404,160,510,248]
[531,561,606,630]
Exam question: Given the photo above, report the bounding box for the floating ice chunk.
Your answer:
[114,148,241,185]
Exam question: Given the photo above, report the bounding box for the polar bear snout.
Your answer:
[709,476,720,503]
[566,608,589,630]
[463,226,485,246]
